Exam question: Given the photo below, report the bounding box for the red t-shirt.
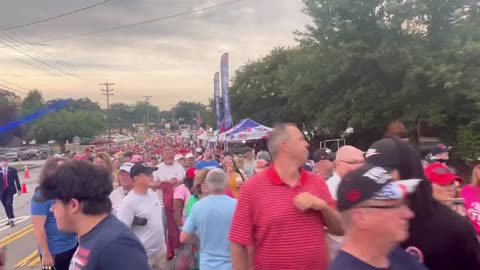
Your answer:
[229,166,335,270]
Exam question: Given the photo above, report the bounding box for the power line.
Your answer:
[0,44,59,76]
[0,83,27,95]
[101,82,114,149]
[6,31,80,73]
[0,34,81,79]
[1,32,77,74]
[0,0,244,48]
[2,31,81,76]
[0,0,113,32]
[0,78,29,91]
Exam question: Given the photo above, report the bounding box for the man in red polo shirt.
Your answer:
[229,123,342,270]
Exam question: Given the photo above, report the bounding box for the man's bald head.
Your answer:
[335,146,365,178]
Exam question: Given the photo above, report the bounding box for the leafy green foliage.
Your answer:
[19,93,105,145]
[456,120,480,160]
[0,89,20,106]
[172,101,208,126]
[229,0,480,148]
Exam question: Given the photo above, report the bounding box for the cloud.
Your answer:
[0,0,310,109]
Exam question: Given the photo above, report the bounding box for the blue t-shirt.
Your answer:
[183,194,237,270]
[30,191,78,255]
[194,159,220,170]
[329,247,428,270]
[69,215,150,270]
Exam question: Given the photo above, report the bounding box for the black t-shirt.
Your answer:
[403,203,480,270]
[329,248,428,270]
[68,215,150,270]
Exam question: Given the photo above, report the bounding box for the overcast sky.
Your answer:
[0,0,310,109]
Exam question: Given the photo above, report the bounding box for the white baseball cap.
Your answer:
[185,153,194,159]
[119,162,134,173]
[195,148,203,153]
[174,154,185,161]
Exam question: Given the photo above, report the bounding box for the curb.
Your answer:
[11,165,42,172]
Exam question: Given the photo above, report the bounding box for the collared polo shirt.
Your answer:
[229,165,335,270]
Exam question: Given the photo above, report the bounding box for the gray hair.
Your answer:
[256,151,271,162]
[206,168,227,193]
[267,123,294,159]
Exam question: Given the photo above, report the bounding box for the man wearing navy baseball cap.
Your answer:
[425,143,452,164]
[330,164,426,270]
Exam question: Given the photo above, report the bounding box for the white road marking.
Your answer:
[0,216,31,232]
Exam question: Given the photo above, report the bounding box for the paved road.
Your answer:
[1,160,45,269]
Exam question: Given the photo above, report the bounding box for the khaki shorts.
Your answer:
[149,251,170,270]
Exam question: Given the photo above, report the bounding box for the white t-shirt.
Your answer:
[109,187,128,215]
[326,172,343,259]
[153,162,186,205]
[327,173,341,200]
[154,162,186,182]
[116,189,166,257]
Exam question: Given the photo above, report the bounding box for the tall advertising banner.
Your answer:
[214,72,222,130]
[220,53,233,130]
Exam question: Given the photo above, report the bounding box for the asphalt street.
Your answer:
[0,160,45,269]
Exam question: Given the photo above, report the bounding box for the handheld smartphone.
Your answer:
[132,216,148,226]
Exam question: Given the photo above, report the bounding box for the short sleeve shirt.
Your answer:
[229,166,335,270]
[173,184,191,224]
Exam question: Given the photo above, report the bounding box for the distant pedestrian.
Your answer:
[0,156,21,227]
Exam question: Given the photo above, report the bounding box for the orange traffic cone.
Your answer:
[21,182,28,193]
[24,165,30,179]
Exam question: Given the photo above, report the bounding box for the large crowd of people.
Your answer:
[20,124,480,270]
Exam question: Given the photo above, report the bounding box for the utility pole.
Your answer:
[101,82,115,149]
[143,96,152,133]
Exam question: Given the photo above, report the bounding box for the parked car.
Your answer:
[0,148,19,161]
[26,148,39,158]
[19,148,30,160]
[0,148,30,161]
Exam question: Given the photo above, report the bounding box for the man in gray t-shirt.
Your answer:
[117,163,167,270]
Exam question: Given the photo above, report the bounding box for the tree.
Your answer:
[205,98,218,129]
[110,103,135,132]
[0,89,20,107]
[20,97,106,151]
[133,101,160,125]
[57,98,102,113]
[229,48,309,129]
[20,90,44,117]
[32,109,105,152]
[293,0,480,144]
[228,0,480,148]
[171,101,207,126]
[19,90,45,144]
